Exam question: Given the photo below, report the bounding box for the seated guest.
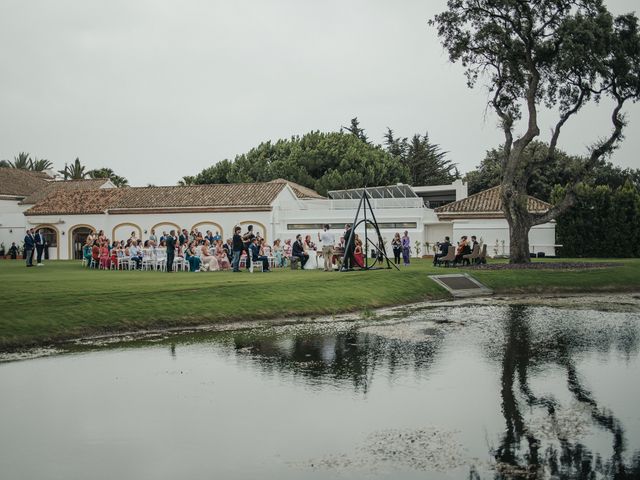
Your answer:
[273,239,284,267]
[199,240,220,272]
[291,234,308,268]
[215,240,231,270]
[249,238,270,272]
[454,236,471,265]
[223,238,232,261]
[129,241,143,269]
[83,242,93,267]
[433,236,451,266]
[283,239,292,259]
[185,243,201,272]
[91,240,100,268]
[260,239,272,257]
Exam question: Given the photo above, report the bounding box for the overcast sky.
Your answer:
[1,0,638,186]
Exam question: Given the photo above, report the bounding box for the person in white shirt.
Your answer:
[318,224,336,272]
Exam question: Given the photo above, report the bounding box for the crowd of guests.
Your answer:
[81,223,380,274]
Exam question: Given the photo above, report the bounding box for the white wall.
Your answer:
[451,218,557,257]
[0,199,29,253]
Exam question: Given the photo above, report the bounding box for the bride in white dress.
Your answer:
[303,235,319,270]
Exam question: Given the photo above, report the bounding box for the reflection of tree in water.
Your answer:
[492,305,640,479]
[230,326,442,394]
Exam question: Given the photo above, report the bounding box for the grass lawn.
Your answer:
[1,258,639,350]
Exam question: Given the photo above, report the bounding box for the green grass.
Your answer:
[1,258,639,350]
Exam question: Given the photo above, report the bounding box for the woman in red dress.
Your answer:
[354,234,365,268]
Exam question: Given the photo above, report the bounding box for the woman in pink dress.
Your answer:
[99,241,111,269]
[215,240,231,270]
[199,240,220,272]
[354,235,365,268]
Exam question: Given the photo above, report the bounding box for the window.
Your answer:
[287,222,417,230]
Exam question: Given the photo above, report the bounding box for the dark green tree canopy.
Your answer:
[465,140,640,201]
[183,130,410,195]
[384,129,459,186]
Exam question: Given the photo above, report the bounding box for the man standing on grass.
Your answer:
[166,229,176,272]
[242,224,255,271]
[232,226,244,272]
[24,228,35,267]
[35,229,45,266]
[341,224,355,271]
[318,224,335,272]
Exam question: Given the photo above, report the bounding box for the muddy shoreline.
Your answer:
[2,292,639,363]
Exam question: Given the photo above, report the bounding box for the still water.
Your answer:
[1,304,639,479]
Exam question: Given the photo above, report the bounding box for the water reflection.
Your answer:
[219,306,640,478]
[492,305,640,479]
[1,304,638,479]
[231,327,443,394]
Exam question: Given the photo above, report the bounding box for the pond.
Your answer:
[1,301,639,479]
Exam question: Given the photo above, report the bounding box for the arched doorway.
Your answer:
[34,224,60,260]
[69,225,95,260]
[191,221,224,240]
[112,222,142,243]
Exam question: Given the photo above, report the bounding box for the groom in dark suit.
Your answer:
[34,229,45,266]
[166,230,176,272]
[24,229,35,267]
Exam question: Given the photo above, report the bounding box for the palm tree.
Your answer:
[30,157,53,172]
[88,167,129,187]
[58,158,88,180]
[10,152,32,170]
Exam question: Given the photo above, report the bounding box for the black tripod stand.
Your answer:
[341,189,399,271]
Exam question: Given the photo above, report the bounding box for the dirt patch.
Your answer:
[465,262,620,270]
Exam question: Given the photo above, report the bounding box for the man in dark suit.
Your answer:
[242,225,255,270]
[24,229,35,267]
[166,229,176,272]
[291,234,308,268]
[34,229,45,266]
[341,224,355,271]
[433,236,451,266]
[248,238,270,272]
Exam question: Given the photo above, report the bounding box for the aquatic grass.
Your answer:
[0,258,638,349]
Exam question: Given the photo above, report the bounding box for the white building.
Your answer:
[0,167,557,260]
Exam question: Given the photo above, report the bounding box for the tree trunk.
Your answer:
[502,186,532,264]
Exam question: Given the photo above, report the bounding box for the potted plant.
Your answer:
[414,240,421,258]
[422,241,433,258]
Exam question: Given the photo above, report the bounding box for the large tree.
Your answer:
[432,1,640,262]
[465,140,640,200]
[384,128,459,186]
[182,130,409,195]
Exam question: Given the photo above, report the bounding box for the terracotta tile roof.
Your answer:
[435,186,551,215]
[0,167,50,197]
[24,188,125,215]
[25,182,290,215]
[269,178,325,199]
[20,178,113,205]
[111,183,286,210]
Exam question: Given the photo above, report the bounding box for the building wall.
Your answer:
[0,199,30,254]
[451,219,557,257]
